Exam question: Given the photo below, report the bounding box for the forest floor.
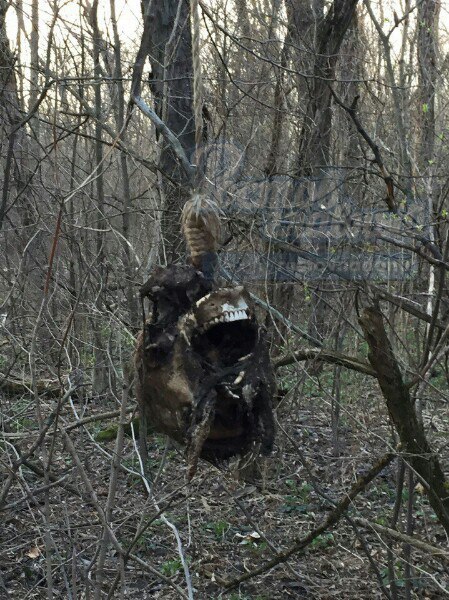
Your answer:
[1,364,448,599]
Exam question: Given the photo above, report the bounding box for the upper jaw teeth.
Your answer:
[198,309,250,332]
[223,309,248,322]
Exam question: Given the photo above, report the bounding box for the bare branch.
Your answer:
[132,94,195,181]
[224,452,394,588]
[275,347,376,376]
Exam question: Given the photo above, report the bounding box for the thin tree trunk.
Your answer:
[295,0,358,357]
[91,0,108,396]
[296,0,359,176]
[110,0,138,327]
[417,0,440,420]
[143,0,195,262]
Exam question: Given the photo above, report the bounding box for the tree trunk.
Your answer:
[91,0,108,396]
[417,0,439,176]
[417,0,441,400]
[359,305,449,535]
[0,0,21,230]
[143,0,195,262]
[296,0,358,357]
[110,0,138,327]
[296,0,358,176]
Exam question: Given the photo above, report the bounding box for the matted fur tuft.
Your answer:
[181,194,222,269]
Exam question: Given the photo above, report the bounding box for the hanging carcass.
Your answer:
[134,195,275,475]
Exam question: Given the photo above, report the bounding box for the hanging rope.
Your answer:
[184,0,222,279]
[191,0,203,186]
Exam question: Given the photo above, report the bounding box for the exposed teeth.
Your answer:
[199,308,250,331]
[222,385,240,400]
[234,371,245,385]
[222,299,248,313]
[195,292,212,307]
[223,309,248,322]
[195,293,252,332]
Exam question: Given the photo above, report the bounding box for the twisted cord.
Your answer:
[181,194,221,268]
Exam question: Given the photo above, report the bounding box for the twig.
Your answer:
[275,347,376,376]
[330,90,396,211]
[95,378,131,598]
[278,419,392,599]
[129,424,195,599]
[106,489,187,599]
[132,94,195,181]
[224,452,394,588]
[64,407,135,432]
[354,517,449,561]
[59,426,189,599]
[371,286,446,330]
[1,474,70,511]
[0,385,78,507]
[219,483,314,592]
[387,458,405,600]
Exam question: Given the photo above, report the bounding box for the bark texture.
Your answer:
[417,0,439,174]
[297,0,359,175]
[0,0,21,230]
[359,305,449,534]
[143,0,196,261]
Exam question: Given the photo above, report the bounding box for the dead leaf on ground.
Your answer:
[25,546,41,559]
